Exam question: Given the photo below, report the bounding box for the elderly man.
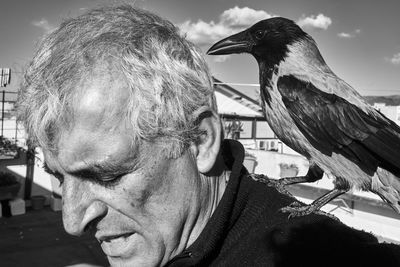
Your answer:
[17,5,400,267]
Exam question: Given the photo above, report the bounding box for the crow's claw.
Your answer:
[249,174,293,197]
[264,178,293,197]
[280,201,339,220]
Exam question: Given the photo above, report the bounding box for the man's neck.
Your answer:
[186,170,230,247]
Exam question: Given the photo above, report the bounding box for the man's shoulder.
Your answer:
[239,174,296,212]
[228,173,400,266]
[265,213,400,267]
[240,174,379,243]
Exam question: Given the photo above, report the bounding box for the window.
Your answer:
[240,121,252,138]
[256,121,275,138]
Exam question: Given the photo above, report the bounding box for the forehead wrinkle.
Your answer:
[78,145,140,171]
[55,125,151,174]
[55,131,137,172]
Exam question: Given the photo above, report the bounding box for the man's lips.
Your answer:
[96,232,137,257]
[97,232,134,242]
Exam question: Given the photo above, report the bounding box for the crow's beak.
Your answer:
[207,30,252,55]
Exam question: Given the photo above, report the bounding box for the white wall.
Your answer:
[245,149,309,178]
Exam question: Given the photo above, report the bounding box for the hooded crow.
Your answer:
[207,17,400,217]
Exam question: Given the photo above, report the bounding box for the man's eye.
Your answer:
[95,174,125,188]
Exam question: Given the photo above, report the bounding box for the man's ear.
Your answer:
[191,111,222,174]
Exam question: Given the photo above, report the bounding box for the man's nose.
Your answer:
[62,176,107,236]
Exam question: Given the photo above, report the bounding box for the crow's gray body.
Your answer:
[261,40,400,212]
[207,18,400,214]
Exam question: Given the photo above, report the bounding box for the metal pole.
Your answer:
[14,122,18,142]
[1,90,4,136]
[24,144,35,200]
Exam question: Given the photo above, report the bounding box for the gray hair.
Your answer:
[17,5,217,158]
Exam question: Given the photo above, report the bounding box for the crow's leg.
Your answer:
[280,188,348,219]
[250,164,324,196]
[249,173,293,196]
[279,163,324,184]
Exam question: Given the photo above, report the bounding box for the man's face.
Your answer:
[43,70,203,266]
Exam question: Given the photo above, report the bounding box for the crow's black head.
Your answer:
[207,17,309,66]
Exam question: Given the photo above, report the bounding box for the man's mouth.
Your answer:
[99,233,133,242]
[97,232,136,257]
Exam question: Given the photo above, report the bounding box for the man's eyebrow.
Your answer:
[68,157,139,181]
[42,150,142,182]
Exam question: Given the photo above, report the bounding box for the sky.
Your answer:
[1,0,399,96]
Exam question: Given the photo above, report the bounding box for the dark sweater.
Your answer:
[166,140,400,267]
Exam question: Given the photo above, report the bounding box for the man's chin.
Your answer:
[107,255,162,267]
[104,241,165,267]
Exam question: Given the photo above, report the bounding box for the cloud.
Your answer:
[219,6,275,28]
[179,6,275,46]
[179,7,332,63]
[179,20,232,46]
[32,18,55,33]
[337,29,361,39]
[297,14,332,30]
[337,32,353,38]
[180,8,332,46]
[387,53,400,65]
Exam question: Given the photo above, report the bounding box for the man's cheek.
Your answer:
[120,172,164,211]
[129,188,152,209]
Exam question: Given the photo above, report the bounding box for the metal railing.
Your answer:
[0,90,24,146]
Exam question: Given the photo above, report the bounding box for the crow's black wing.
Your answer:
[277,75,400,177]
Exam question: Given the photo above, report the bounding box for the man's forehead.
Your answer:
[64,67,129,138]
[72,64,129,124]
[47,64,133,162]
[43,124,140,173]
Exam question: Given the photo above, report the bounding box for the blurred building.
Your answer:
[373,103,400,126]
[0,68,11,88]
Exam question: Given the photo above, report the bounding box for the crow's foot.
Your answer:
[264,178,294,197]
[249,174,293,197]
[280,201,339,220]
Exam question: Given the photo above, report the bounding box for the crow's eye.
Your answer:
[254,30,265,40]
